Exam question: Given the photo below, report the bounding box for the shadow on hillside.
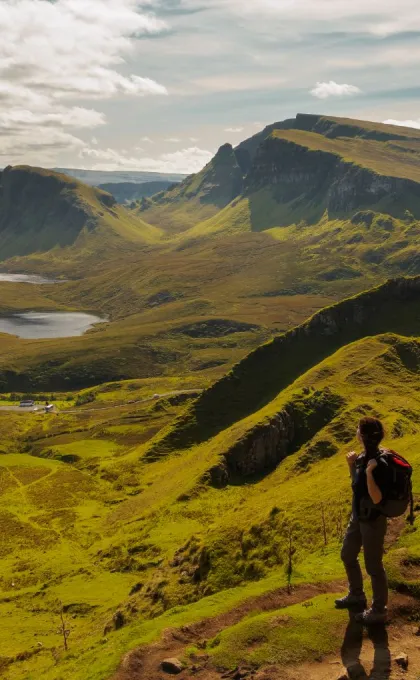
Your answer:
[341,612,391,679]
[247,190,326,232]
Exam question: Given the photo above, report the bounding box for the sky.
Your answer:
[1,0,420,173]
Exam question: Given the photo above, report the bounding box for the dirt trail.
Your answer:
[112,581,344,680]
[112,586,420,680]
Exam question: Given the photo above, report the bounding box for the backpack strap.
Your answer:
[409,482,415,526]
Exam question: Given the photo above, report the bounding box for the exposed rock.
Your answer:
[414,625,420,636]
[103,610,126,635]
[208,461,229,488]
[223,409,294,480]
[129,582,143,596]
[160,657,184,674]
[205,387,344,485]
[394,652,409,670]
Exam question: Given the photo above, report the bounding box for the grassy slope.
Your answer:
[0,328,419,679]
[273,129,420,182]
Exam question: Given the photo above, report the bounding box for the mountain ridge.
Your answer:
[148,275,420,455]
[140,114,420,234]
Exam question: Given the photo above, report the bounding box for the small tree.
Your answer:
[285,524,296,594]
[57,601,71,651]
[320,502,328,547]
[335,508,344,543]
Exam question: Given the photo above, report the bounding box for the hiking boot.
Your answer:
[335,593,367,610]
[354,608,388,625]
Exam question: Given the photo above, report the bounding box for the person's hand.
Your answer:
[366,459,378,473]
[347,451,358,468]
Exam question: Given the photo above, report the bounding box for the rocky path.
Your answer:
[111,586,420,680]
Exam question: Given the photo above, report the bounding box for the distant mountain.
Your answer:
[0,165,161,259]
[98,180,179,204]
[54,168,186,186]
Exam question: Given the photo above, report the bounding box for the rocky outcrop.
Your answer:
[148,143,244,210]
[209,410,294,486]
[206,387,344,486]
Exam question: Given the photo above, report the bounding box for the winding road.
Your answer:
[0,389,203,415]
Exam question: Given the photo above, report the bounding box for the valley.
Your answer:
[0,114,419,680]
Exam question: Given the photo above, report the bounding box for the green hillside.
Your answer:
[0,279,419,680]
[0,165,162,261]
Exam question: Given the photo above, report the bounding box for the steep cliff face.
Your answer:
[146,143,243,209]
[139,143,245,232]
[149,276,420,455]
[0,165,116,258]
[245,135,420,220]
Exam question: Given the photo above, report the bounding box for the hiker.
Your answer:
[335,417,390,625]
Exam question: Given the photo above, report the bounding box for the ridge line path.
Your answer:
[0,389,203,414]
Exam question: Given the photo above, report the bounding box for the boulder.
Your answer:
[394,652,409,670]
[161,657,184,674]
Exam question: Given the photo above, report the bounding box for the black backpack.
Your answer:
[378,449,414,524]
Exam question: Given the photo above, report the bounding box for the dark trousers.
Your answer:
[341,514,388,612]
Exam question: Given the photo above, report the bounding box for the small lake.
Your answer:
[0,312,106,339]
[0,273,60,284]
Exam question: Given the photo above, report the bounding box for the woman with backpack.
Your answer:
[335,417,391,625]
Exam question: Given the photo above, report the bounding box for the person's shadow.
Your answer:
[340,612,391,679]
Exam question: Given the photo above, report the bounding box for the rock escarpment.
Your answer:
[207,387,344,486]
[245,135,420,220]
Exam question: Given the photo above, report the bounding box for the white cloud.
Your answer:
[189,137,199,142]
[165,137,182,143]
[79,145,213,173]
[140,136,154,143]
[310,81,361,99]
[383,118,420,130]
[194,0,420,36]
[0,0,167,164]
[0,107,105,131]
[225,127,244,133]
[0,128,85,166]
